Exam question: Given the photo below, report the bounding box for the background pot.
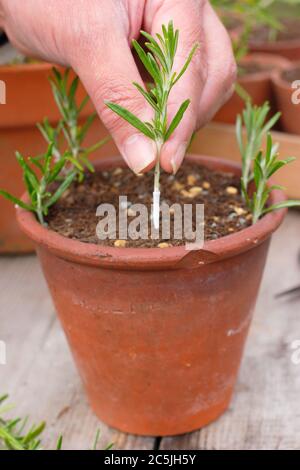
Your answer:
[272,62,300,135]
[250,40,300,62]
[0,61,116,254]
[16,155,286,436]
[214,53,290,125]
[249,12,300,61]
[249,19,300,62]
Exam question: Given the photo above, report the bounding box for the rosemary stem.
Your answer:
[242,135,255,193]
[36,192,45,226]
[154,141,162,194]
[153,139,163,230]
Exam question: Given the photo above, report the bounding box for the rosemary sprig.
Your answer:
[0,68,109,225]
[237,102,300,223]
[105,20,198,229]
[236,101,280,196]
[0,144,75,225]
[38,67,110,181]
[0,394,45,450]
[0,394,113,451]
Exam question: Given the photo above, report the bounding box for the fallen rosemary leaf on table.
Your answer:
[0,394,113,451]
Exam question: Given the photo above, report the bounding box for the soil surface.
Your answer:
[282,67,300,84]
[46,163,252,248]
[238,62,273,78]
[250,19,300,43]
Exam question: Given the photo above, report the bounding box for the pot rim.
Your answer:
[239,53,291,83]
[271,60,300,90]
[249,36,300,50]
[16,154,287,270]
[0,60,54,74]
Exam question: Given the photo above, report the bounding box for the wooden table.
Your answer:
[1,212,300,450]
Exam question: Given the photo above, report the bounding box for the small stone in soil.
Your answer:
[127,208,136,217]
[158,242,170,248]
[172,181,184,191]
[233,206,247,216]
[188,186,203,197]
[114,239,127,247]
[187,174,197,186]
[226,186,238,195]
[113,168,123,176]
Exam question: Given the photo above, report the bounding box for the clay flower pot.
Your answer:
[0,61,113,254]
[17,155,286,436]
[272,62,300,135]
[214,53,290,125]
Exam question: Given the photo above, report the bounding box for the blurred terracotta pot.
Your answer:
[272,62,300,135]
[249,20,300,62]
[250,40,300,62]
[17,155,286,436]
[214,53,290,125]
[0,61,115,254]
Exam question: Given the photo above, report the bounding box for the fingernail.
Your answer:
[123,135,156,174]
[170,143,187,174]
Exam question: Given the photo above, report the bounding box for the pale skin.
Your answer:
[0,0,237,174]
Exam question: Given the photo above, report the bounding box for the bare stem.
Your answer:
[152,139,163,230]
[154,139,163,194]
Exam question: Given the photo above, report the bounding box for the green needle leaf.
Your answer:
[0,191,33,211]
[56,435,63,450]
[165,99,190,141]
[173,43,199,85]
[133,82,159,112]
[45,171,76,209]
[132,40,160,83]
[105,101,155,139]
[263,200,300,214]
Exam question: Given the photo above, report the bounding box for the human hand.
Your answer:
[0,0,236,173]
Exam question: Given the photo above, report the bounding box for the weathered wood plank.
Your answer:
[0,255,154,450]
[161,211,300,450]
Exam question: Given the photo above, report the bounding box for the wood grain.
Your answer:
[0,212,300,450]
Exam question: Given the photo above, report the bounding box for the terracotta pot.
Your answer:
[214,53,290,125]
[272,62,300,135]
[0,61,116,254]
[17,155,286,436]
[249,25,300,62]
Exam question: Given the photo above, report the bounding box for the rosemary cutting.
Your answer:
[0,68,108,225]
[0,394,113,450]
[237,102,300,223]
[0,144,75,225]
[105,20,198,229]
[38,67,110,181]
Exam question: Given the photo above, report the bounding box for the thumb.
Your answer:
[145,0,206,173]
[71,35,156,174]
